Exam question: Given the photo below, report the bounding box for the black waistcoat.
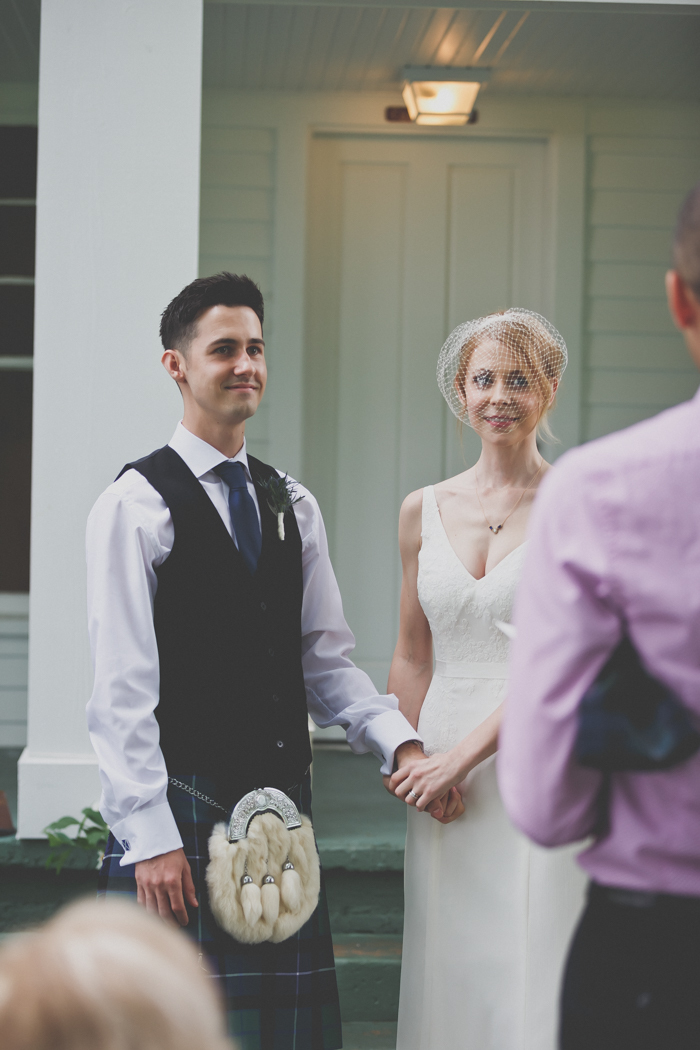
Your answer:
[119,446,312,808]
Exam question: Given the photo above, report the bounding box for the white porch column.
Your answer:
[18,0,203,837]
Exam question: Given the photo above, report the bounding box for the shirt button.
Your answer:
[276,740,284,748]
[260,602,267,611]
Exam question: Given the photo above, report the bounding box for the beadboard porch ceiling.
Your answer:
[202,2,700,99]
[1,0,699,101]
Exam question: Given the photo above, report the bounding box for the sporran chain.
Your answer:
[168,777,227,813]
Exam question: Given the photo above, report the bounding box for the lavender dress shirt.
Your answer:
[499,388,700,896]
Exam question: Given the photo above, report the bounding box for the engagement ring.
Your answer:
[408,790,420,800]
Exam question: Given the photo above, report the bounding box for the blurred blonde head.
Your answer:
[0,899,234,1050]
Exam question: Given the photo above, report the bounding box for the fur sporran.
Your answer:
[206,789,320,944]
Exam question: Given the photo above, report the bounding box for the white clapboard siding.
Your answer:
[0,594,29,747]
[584,107,700,441]
[198,123,276,462]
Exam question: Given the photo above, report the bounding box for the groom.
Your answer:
[87,272,427,1048]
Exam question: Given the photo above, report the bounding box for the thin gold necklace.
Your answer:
[475,459,544,535]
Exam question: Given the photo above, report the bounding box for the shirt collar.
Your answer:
[168,422,250,481]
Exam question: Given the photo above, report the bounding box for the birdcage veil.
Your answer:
[437,309,568,434]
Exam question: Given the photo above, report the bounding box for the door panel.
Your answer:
[304,134,551,689]
[335,162,406,670]
[448,165,515,321]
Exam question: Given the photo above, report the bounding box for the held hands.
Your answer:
[135,847,198,926]
[384,742,466,824]
[427,786,464,824]
[390,747,467,821]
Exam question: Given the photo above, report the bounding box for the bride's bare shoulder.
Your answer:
[399,487,424,525]
[433,467,476,504]
[398,488,425,556]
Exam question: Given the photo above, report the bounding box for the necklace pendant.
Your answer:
[489,524,504,535]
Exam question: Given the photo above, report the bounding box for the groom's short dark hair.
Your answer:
[160,272,265,351]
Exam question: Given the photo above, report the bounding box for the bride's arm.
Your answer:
[385,493,463,823]
[387,490,433,730]
[390,705,503,812]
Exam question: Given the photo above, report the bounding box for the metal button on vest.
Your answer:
[272,694,279,703]
[277,740,284,748]
[268,648,275,657]
[260,601,267,611]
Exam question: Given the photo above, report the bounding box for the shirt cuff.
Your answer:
[109,801,184,866]
[363,708,424,775]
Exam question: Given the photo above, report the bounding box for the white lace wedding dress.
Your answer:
[396,486,586,1050]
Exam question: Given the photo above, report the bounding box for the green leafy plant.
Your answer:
[43,807,109,874]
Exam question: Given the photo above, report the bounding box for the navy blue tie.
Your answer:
[214,461,262,574]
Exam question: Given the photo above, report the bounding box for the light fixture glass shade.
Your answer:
[402,80,481,126]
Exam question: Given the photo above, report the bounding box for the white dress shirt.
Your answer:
[86,423,420,865]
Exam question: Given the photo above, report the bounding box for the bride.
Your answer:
[387,310,586,1050]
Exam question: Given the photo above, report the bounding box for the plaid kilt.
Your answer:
[97,774,342,1050]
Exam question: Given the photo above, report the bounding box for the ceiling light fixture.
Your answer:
[401,67,491,126]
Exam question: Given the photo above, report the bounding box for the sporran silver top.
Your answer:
[227,786,302,843]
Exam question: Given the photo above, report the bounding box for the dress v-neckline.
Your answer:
[428,485,525,583]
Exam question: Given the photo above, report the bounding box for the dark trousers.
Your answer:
[560,881,700,1050]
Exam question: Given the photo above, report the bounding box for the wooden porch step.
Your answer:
[334,933,402,1023]
[341,1021,398,1050]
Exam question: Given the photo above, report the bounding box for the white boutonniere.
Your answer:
[257,474,304,540]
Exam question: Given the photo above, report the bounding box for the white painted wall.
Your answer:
[199,125,276,461]
[17,0,203,838]
[583,103,700,438]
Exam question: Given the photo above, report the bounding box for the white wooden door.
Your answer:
[304,133,551,690]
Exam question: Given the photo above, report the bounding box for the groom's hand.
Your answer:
[383,741,445,817]
[383,741,425,795]
[394,740,425,769]
[135,848,198,927]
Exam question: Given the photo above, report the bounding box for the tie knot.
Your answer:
[214,460,248,490]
